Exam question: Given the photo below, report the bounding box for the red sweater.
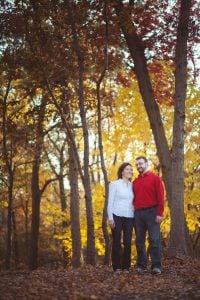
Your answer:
[132,171,164,216]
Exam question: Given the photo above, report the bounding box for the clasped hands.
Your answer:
[108,216,163,228]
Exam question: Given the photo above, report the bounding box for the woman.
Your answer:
[107,162,134,273]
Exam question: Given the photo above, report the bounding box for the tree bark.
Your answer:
[96,0,111,265]
[5,170,14,269]
[29,96,46,270]
[12,210,19,267]
[29,158,41,270]
[170,0,193,255]
[115,2,172,201]
[58,172,69,228]
[96,77,111,264]
[66,0,96,265]
[25,199,29,261]
[115,0,192,255]
[69,141,82,267]
[2,75,15,269]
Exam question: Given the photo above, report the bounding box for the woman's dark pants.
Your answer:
[111,214,134,271]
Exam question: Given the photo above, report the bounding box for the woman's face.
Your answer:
[122,165,133,180]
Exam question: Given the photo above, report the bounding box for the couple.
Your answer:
[107,156,164,275]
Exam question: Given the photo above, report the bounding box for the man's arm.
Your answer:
[156,176,165,222]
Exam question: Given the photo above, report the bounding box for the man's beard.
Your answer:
[138,168,144,174]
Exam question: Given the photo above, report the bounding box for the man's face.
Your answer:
[135,159,148,174]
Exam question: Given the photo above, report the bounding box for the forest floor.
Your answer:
[0,257,199,300]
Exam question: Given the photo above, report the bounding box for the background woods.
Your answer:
[0,0,199,270]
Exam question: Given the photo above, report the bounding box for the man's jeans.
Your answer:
[134,206,161,269]
[112,214,134,271]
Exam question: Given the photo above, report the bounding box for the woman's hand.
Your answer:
[109,220,115,229]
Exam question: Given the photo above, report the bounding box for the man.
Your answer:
[133,156,164,275]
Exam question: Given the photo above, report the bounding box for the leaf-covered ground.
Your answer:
[0,258,199,299]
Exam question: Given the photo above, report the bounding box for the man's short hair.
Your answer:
[135,156,148,163]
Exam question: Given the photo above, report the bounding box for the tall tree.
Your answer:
[66,0,96,265]
[96,0,111,264]
[170,0,193,254]
[69,141,82,267]
[2,74,15,269]
[29,95,47,270]
[29,93,58,270]
[115,0,193,254]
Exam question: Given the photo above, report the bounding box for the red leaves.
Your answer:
[0,5,25,37]
[116,72,131,88]
[148,60,175,105]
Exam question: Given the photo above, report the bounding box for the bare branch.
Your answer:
[40,177,59,196]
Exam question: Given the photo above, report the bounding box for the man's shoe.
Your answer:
[152,267,161,275]
[135,266,147,273]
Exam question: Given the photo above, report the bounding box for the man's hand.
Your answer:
[155,216,163,223]
[109,220,115,229]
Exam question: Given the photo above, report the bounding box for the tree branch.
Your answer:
[40,177,59,196]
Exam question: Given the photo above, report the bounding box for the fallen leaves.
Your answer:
[0,258,199,299]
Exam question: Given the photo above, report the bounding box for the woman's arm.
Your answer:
[107,182,116,228]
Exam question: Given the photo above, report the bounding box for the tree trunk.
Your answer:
[58,144,68,227]
[96,77,111,264]
[29,97,46,270]
[80,73,96,265]
[59,174,67,212]
[12,210,19,268]
[115,0,192,255]
[2,75,15,269]
[115,3,172,201]
[25,199,29,261]
[170,0,193,255]
[58,142,68,221]
[66,0,96,265]
[5,171,14,269]
[96,0,111,263]
[69,142,82,267]
[29,153,42,270]
[58,140,70,262]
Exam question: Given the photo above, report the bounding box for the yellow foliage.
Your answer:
[0,201,8,208]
